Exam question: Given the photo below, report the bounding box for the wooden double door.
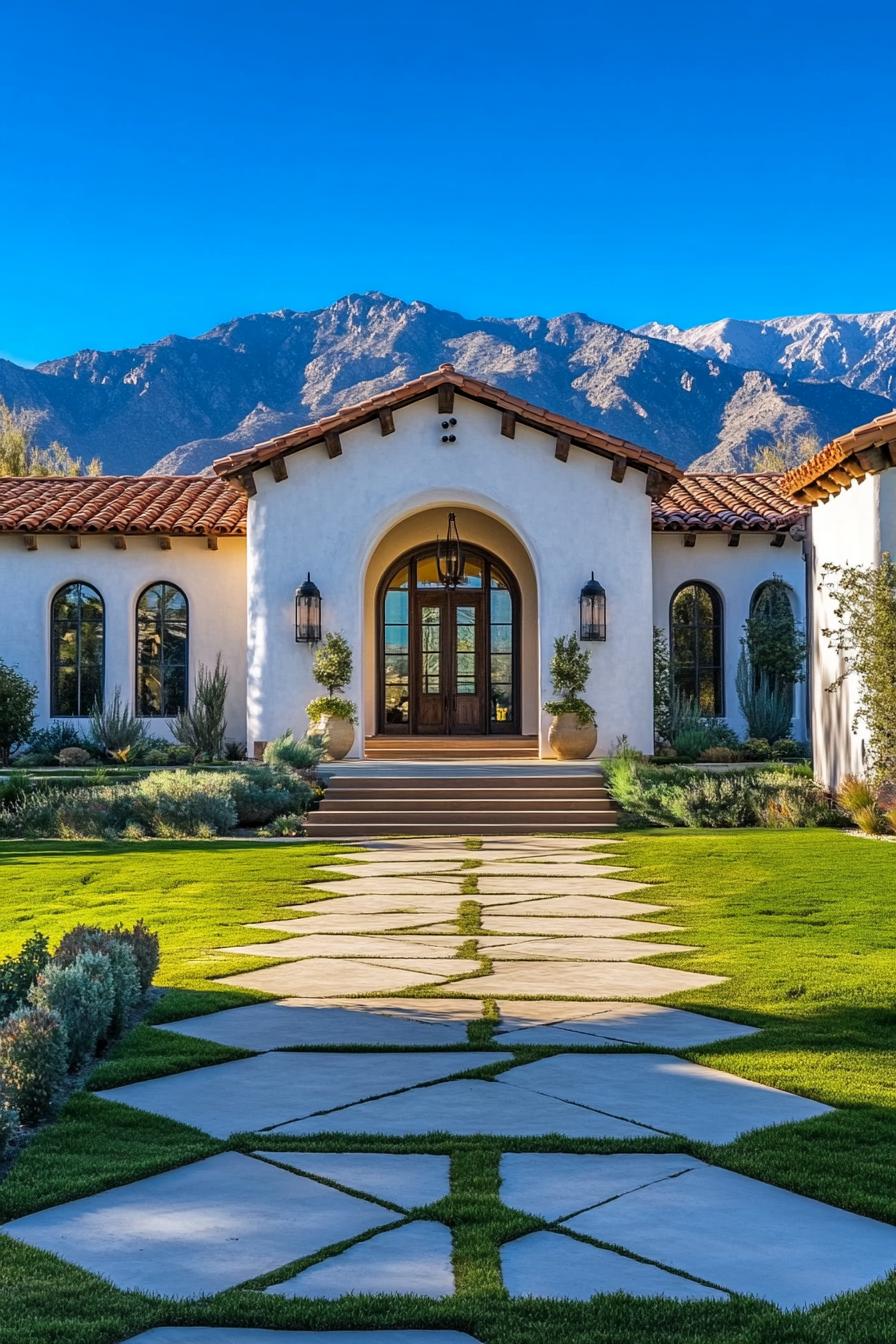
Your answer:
[415,590,485,735]
[378,544,519,737]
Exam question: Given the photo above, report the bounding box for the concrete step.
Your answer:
[305,820,618,836]
[321,795,617,806]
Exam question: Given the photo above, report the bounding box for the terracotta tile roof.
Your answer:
[212,363,681,489]
[781,409,896,503]
[0,476,247,536]
[652,473,807,533]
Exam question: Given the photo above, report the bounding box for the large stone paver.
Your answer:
[272,1077,652,1140]
[494,1002,758,1048]
[309,879,465,897]
[501,1054,832,1142]
[501,1229,727,1301]
[477,877,650,898]
[479,895,665,916]
[125,1332,483,1343]
[450,916,684,937]
[258,914,454,934]
[96,1051,506,1137]
[221,935,468,960]
[319,862,467,876]
[469,863,630,877]
[156,1001,471,1050]
[268,1221,454,1299]
[217,958,451,997]
[448,960,724,998]
[1,1153,393,1299]
[475,936,696,961]
[500,1152,695,1221]
[259,1152,450,1208]
[567,1162,896,1309]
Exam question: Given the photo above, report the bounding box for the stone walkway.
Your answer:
[5,835,896,1329]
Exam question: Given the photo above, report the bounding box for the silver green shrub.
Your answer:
[28,951,116,1067]
[0,1005,68,1124]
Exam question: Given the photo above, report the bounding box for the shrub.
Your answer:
[88,687,149,762]
[229,765,312,826]
[131,770,237,837]
[0,769,31,811]
[29,951,115,1067]
[53,929,141,1033]
[543,634,595,726]
[307,633,357,725]
[0,659,38,765]
[744,576,806,686]
[262,731,322,773]
[653,626,672,747]
[743,737,772,761]
[838,774,877,814]
[27,724,85,757]
[605,758,836,830]
[224,739,247,761]
[0,1006,68,1124]
[112,919,160,994]
[58,746,92,766]
[699,746,737,762]
[166,744,195,765]
[259,812,306,837]
[736,651,793,742]
[0,932,50,1018]
[851,803,889,836]
[821,555,896,781]
[0,1094,17,1155]
[169,654,229,761]
[771,737,803,760]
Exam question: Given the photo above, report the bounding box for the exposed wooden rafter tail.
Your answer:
[270,457,288,483]
[610,454,628,483]
[554,434,571,462]
[378,408,395,436]
[500,411,516,439]
[324,431,342,459]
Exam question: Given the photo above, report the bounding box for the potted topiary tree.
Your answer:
[306,632,358,760]
[543,634,597,759]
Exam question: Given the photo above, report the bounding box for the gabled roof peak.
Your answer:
[212,365,681,490]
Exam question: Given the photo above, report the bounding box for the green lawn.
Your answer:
[0,831,895,1343]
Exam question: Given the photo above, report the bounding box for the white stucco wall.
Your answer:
[246,392,657,757]
[651,532,807,742]
[808,471,895,789]
[0,534,247,744]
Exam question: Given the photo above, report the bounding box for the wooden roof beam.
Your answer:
[610,454,628,483]
[112,536,127,550]
[644,468,666,500]
[682,532,696,548]
[68,534,81,549]
[207,535,219,551]
[23,534,37,551]
[437,384,455,414]
[855,445,889,474]
[770,533,786,547]
[727,532,741,547]
[324,431,342,459]
[378,408,395,436]
[159,535,172,550]
[554,434,571,462]
[270,457,288,483]
[500,411,516,439]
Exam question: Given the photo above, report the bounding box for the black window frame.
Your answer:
[669,580,725,716]
[135,582,189,718]
[50,581,105,718]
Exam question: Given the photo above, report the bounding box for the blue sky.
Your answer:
[2,0,895,365]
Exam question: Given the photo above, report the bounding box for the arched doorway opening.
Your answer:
[376,541,521,736]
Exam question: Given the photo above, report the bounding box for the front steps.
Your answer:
[305,767,617,838]
[363,735,539,761]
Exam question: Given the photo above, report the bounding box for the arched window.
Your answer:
[670,582,724,715]
[748,579,799,708]
[51,582,105,717]
[136,583,188,716]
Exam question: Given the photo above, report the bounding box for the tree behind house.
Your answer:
[0,397,101,476]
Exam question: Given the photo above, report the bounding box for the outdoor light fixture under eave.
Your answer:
[295,573,322,643]
[579,572,607,641]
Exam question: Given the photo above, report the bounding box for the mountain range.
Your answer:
[2,293,894,476]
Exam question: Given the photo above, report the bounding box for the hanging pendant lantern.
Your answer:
[436,511,465,589]
[579,572,607,641]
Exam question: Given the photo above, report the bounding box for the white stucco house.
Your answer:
[1,365,892,786]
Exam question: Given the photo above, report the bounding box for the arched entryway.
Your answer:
[376,542,521,736]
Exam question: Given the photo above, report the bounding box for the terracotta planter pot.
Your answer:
[316,715,355,760]
[548,713,597,760]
